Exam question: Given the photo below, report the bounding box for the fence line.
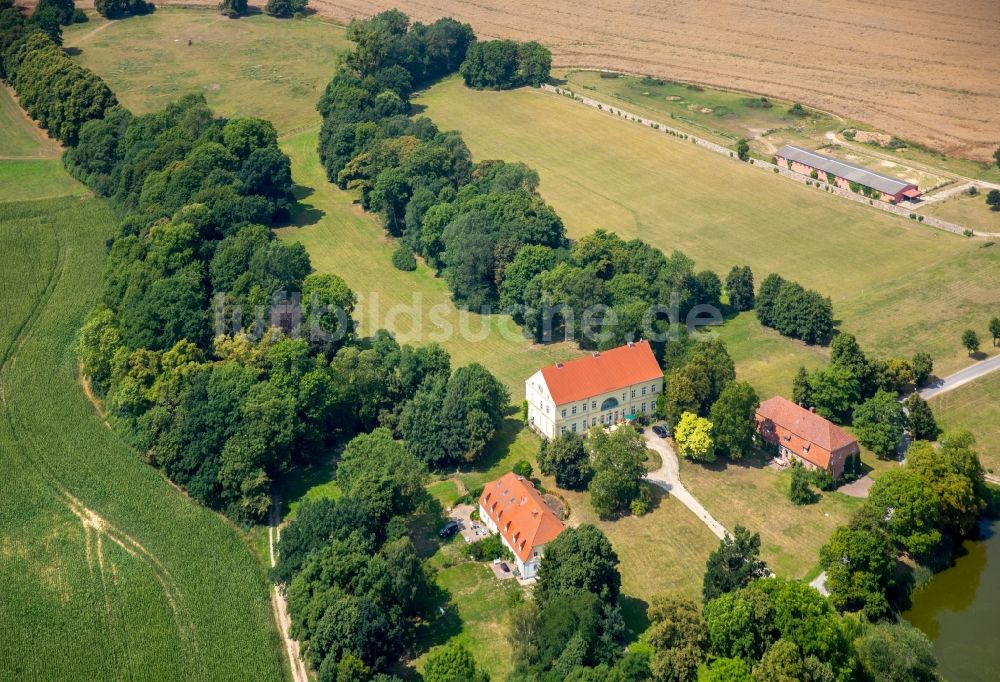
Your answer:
[541,84,998,239]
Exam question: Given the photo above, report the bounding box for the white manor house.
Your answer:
[525,340,664,439]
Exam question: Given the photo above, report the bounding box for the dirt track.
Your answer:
[98,0,999,162]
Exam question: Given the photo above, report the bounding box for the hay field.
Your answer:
[308,0,1000,162]
[418,79,1000,385]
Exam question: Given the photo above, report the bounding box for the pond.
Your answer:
[904,519,1000,681]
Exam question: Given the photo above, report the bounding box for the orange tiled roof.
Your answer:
[539,340,662,406]
[479,472,565,563]
[756,395,858,470]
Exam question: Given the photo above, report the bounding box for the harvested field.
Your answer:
[97,0,998,162]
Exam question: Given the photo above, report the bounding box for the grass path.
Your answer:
[0,85,63,159]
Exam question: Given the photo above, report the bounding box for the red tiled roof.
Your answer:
[539,340,662,405]
[756,396,858,469]
[902,188,922,198]
[479,472,565,563]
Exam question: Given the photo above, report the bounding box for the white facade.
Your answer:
[477,502,545,578]
[525,370,662,439]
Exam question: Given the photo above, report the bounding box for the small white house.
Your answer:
[478,473,565,580]
[525,340,664,439]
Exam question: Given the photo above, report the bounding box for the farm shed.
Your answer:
[775,144,921,203]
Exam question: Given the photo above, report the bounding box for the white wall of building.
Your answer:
[525,374,663,439]
[478,502,543,578]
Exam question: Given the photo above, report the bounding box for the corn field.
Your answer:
[0,195,289,680]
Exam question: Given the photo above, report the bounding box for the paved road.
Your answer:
[810,571,829,596]
[918,353,1000,401]
[643,432,728,540]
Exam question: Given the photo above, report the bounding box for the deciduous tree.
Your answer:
[674,412,715,462]
[725,265,755,311]
[961,328,980,355]
[904,394,938,441]
[709,381,759,460]
[853,390,906,459]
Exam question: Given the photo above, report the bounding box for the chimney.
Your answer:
[627,340,634,347]
[556,362,564,369]
[592,351,600,358]
[810,407,816,413]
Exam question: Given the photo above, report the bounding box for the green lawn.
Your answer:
[65,8,350,134]
[428,480,463,509]
[461,422,718,605]
[274,130,584,394]
[417,78,1000,389]
[921,192,1000,234]
[0,195,287,680]
[415,559,522,681]
[0,85,62,159]
[0,160,88,201]
[930,370,1000,474]
[715,312,829,400]
[677,454,866,579]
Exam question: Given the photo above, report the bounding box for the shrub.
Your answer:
[512,460,533,478]
[789,463,818,504]
[788,102,807,117]
[964,229,974,237]
[599,71,621,79]
[94,0,154,19]
[630,485,652,516]
[72,8,89,22]
[264,0,307,18]
[391,245,417,271]
[808,468,834,491]
[467,532,511,561]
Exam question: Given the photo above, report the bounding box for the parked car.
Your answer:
[652,424,669,438]
[438,521,460,538]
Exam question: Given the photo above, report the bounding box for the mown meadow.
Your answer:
[417,77,1000,389]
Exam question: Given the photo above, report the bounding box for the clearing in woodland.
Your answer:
[417,78,1000,393]
[64,8,351,134]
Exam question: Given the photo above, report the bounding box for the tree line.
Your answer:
[0,4,115,145]
[792,332,936,457]
[56,82,508,522]
[756,272,835,345]
[316,16,843,359]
